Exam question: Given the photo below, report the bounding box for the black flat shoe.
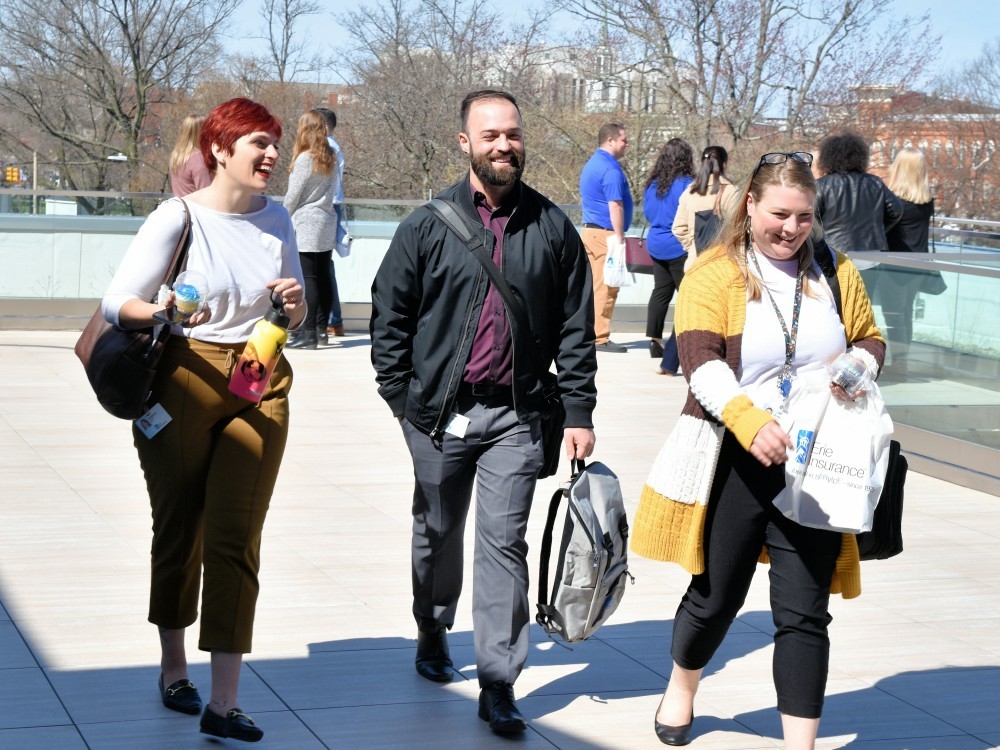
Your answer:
[287,330,317,349]
[478,680,527,734]
[200,707,263,743]
[415,627,453,682]
[650,340,664,358]
[158,674,202,715]
[654,715,693,746]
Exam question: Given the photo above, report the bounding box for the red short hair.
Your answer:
[199,98,282,172]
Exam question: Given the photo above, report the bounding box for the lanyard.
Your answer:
[747,245,804,399]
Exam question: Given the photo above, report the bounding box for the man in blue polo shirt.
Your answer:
[579,122,633,352]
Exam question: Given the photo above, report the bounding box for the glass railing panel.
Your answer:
[852,253,1000,452]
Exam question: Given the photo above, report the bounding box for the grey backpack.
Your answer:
[536,460,633,642]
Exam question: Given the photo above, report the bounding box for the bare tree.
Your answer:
[553,0,935,148]
[247,0,326,83]
[0,0,238,209]
[340,0,553,199]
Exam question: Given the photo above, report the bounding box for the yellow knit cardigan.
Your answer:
[631,246,885,599]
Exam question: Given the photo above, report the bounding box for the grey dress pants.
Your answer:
[400,395,544,687]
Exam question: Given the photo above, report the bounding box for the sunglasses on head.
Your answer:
[754,151,813,175]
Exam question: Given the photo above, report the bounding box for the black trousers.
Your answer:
[671,432,842,718]
[646,255,687,339]
[298,250,333,333]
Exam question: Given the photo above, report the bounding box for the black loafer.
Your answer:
[650,340,665,358]
[654,715,693,746]
[478,680,527,734]
[596,341,629,353]
[200,707,263,743]
[415,627,453,682]
[158,674,202,715]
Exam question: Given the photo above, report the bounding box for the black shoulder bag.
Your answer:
[75,200,192,420]
[425,198,565,479]
[816,240,907,560]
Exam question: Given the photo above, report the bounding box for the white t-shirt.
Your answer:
[102,197,304,344]
[740,248,846,414]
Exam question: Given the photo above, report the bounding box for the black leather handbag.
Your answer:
[74,200,191,420]
[856,439,907,560]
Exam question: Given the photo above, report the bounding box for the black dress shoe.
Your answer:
[649,340,665,358]
[200,707,264,743]
[415,627,453,682]
[596,341,629,353]
[478,680,527,734]
[317,331,329,346]
[158,674,202,715]
[654,715,693,746]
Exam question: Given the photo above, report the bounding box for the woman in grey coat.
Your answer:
[284,110,339,348]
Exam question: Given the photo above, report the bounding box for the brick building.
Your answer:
[854,85,999,219]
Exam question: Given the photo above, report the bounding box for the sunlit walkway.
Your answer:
[1,330,998,749]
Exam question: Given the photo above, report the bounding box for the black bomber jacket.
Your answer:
[369,176,597,437]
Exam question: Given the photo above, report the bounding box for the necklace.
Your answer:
[746,243,804,400]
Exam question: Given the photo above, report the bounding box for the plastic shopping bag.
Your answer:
[604,235,634,288]
[773,371,894,534]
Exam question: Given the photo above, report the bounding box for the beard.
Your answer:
[470,148,525,187]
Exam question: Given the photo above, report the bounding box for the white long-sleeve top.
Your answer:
[101,197,305,344]
[739,249,847,414]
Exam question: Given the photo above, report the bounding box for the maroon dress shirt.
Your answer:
[462,187,515,386]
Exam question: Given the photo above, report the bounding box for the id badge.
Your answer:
[443,412,470,439]
[136,403,172,439]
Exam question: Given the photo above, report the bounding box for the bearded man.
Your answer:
[370,89,597,734]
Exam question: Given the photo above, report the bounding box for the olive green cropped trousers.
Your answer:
[133,336,292,653]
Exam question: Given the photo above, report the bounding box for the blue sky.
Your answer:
[921,0,996,70]
[222,0,996,84]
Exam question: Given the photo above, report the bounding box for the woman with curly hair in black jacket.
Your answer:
[815,132,903,293]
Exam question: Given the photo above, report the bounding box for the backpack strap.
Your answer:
[426,198,528,326]
[535,484,566,630]
[535,458,588,632]
[425,197,547,376]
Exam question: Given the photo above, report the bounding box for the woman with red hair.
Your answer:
[102,97,305,743]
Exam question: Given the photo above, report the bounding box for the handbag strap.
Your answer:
[710,182,724,216]
[148,199,193,345]
[149,198,193,302]
[425,198,543,374]
[165,199,193,285]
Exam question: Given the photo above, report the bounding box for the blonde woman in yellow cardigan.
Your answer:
[632,152,884,749]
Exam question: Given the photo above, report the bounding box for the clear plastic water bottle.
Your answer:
[829,352,867,394]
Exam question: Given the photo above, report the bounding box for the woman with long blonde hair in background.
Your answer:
[881,146,935,376]
[169,115,211,198]
[284,110,338,349]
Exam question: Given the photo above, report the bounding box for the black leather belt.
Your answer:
[583,223,611,230]
[459,381,514,404]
